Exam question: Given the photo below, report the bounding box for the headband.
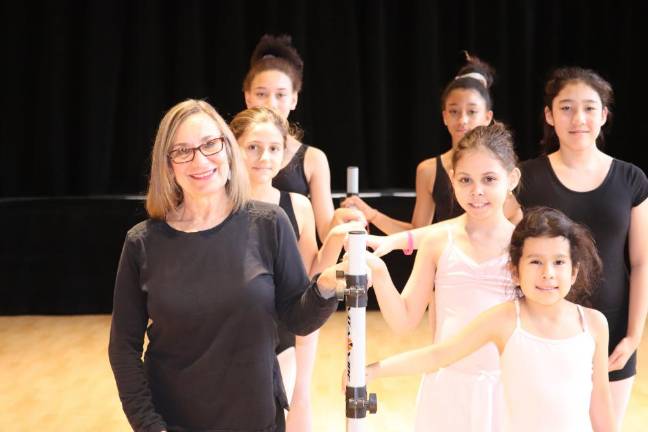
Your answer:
[454,72,488,87]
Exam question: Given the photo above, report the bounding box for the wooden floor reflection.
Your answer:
[1,311,646,431]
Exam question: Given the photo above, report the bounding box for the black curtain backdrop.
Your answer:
[2,0,647,197]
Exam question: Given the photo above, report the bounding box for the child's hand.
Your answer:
[328,221,366,239]
[340,196,377,223]
[364,253,388,286]
[608,336,639,371]
[338,252,374,288]
[341,364,377,394]
[331,207,367,228]
[366,234,394,257]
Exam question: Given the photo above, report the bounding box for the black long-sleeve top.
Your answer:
[108,201,338,432]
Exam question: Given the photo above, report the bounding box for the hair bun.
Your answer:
[250,34,304,74]
[456,51,495,88]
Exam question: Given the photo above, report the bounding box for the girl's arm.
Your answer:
[366,303,512,381]
[294,194,364,276]
[341,158,438,235]
[427,293,437,335]
[366,222,445,257]
[587,309,616,431]
[410,158,438,228]
[303,146,335,241]
[341,195,413,234]
[366,231,442,335]
[287,331,318,432]
[293,193,320,277]
[609,199,648,371]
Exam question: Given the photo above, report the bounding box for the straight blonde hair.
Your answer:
[146,99,249,219]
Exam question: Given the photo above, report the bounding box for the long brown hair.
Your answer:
[541,67,613,153]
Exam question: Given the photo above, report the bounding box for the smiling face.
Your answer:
[451,146,518,219]
[238,121,285,186]
[514,236,579,306]
[442,88,493,146]
[244,70,298,120]
[545,81,608,152]
[170,113,230,201]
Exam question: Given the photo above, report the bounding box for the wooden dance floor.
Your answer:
[1,311,647,431]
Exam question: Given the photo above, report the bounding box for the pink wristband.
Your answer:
[403,231,414,256]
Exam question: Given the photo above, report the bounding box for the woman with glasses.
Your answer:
[230,106,363,432]
[108,99,341,432]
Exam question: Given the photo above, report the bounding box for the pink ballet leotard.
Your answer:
[414,230,513,432]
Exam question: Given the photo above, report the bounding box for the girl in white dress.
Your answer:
[365,206,616,432]
[367,122,520,431]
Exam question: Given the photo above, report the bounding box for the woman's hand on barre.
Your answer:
[317,258,374,298]
[316,262,345,298]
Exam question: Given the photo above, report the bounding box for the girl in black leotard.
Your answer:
[511,67,648,430]
[342,53,495,234]
[243,34,359,241]
[230,106,362,432]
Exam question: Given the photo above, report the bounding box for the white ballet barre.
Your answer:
[336,230,377,431]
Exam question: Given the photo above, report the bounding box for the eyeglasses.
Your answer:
[168,137,226,164]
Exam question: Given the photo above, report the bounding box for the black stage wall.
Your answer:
[1,1,647,314]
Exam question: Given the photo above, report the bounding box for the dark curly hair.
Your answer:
[242,34,304,93]
[509,206,602,306]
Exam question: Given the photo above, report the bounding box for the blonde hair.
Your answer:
[145,99,249,219]
[229,106,289,145]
